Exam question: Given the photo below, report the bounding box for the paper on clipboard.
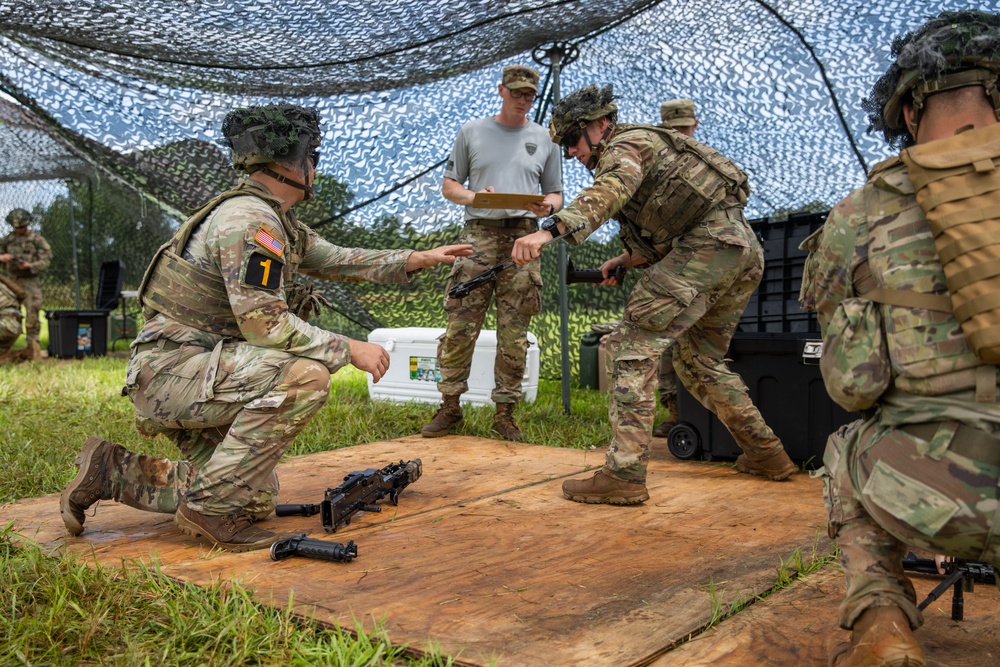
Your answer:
[472,192,544,210]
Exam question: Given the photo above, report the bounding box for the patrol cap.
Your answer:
[660,99,696,127]
[502,65,540,92]
[6,208,31,228]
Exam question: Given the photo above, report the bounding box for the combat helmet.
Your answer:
[5,208,31,228]
[865,10,1000,149]
[549,84,619,168]
[222,103,322,199]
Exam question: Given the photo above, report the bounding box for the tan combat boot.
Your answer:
[562,468,649,505]
[174,501,293,553]
[24,340,42,361]
[831,605,925,667]
[492,402,522,441]
[60,436,127,536]
[736,448,797,481]
[421,395,463,438]
[652,393,680,438]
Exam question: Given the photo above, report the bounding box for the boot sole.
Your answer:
[174,510,282,553]
[563,491,649,505]
[735,460,796,481]
[59,436,107,536]
[421,428,454,438]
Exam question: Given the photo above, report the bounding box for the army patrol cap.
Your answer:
[222,103,322,173]
[6,208,31,228]
[503,65,540,92]
[660,99,696,127]
[865,10,1000,149]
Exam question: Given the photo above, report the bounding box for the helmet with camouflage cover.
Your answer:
[222,103,322,174]
[549,84,619,168]
[5,208,31,228]
[865,10,1000,149]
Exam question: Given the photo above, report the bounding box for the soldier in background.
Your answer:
[422,64,563,442]
[0,272,25,364]
[800,10,1000,665]
[59,103,471,552]
[513,84,795,505]
[0,208,51,361]
[650,98,699,437]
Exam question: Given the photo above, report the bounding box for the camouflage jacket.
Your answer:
[0,280,20,311]
[553,124,750,263]
[800,156,1000,426]
[0,230,51,278]
[137,179,416,374]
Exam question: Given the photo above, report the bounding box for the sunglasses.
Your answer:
[309,149,320,167]
[505,86,537,102]
[560,126,584,158]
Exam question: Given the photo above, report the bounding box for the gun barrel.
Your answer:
[274,503,321,517]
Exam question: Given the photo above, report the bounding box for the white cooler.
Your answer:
[365,327,539,406]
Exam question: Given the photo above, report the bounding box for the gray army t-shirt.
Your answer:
[444,117,562,221]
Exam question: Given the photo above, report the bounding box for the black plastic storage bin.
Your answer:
[46,310,109,358]
[666,333,855,468]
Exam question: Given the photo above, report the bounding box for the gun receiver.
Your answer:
[269,534,358,563]
[275,459,422,533]
[448,222,585,299]
[565,259,626,285]
[902,551,996,621]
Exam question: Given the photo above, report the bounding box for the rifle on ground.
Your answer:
[902,551,996,620]
[448,222,585,299]
[565,259,626,285]
[274,459,422,533]
[269,534,358,563]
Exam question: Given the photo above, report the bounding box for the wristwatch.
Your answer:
[541,217,560,239]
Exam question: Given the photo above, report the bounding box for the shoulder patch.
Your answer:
[254,227,285,257]
[244,251,283,290]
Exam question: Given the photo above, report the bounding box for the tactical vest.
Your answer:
[859,157,991,398]
[612,124,750,262]
[138,181,307,337]
[900,123,1000,364]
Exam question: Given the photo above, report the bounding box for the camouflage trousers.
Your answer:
[603,221,783,482]
[11,276,41,342]
[121,340,331,516]
[438,221,541,404]
[821,416,1000,630]
[0,308,21,354]
[658,348,678,403]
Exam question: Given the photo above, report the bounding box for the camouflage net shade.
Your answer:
[0,0,990,378]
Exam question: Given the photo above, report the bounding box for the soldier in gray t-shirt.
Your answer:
[423,64,563,442]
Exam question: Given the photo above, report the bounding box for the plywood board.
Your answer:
[2,436,831,666]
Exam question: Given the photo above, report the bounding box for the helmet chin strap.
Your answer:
[584,122,615,170]
[260,166,314,200]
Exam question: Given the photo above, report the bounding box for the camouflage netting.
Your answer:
[0,0,991,379]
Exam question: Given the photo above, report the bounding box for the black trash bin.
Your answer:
[46,309,109,358]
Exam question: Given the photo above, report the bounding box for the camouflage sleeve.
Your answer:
[206,198,352,373]
[29,234,52,273]
[799,187,868,333]
[553,134,650,245]
[297,224,415,284]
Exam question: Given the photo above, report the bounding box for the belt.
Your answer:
[133,339,183,354]
[901,422,1000,464]
[467,217,538,231]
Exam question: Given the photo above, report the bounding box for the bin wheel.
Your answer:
[667,422,702,461]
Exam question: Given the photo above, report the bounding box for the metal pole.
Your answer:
[67,179,81,309]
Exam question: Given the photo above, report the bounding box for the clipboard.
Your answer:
[472,192,544,210]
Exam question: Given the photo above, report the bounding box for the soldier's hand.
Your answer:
[406,244,474,271]
[511,230,549,266]
[349,340,390,383]
[0,253,12,262]
[599,254,629,286]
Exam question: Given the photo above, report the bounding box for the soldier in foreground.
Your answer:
[0,208,51,361]
[59,103,471,552]
[799,10,1000,666]
[423,64,563,442]
[513,84,795,505]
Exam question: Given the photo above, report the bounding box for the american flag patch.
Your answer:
[254,228,284,257]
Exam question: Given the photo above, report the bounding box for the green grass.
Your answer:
[0,355,627,665]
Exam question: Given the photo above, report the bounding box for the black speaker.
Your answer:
[96,259,124,311]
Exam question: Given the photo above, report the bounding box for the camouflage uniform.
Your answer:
[555,123,787,482]
[116,180,416,517]
[800,156,1000,631]
[0,221,51,346]
[0,274,23,356]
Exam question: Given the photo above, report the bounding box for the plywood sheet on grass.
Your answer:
[1,435,831,666]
